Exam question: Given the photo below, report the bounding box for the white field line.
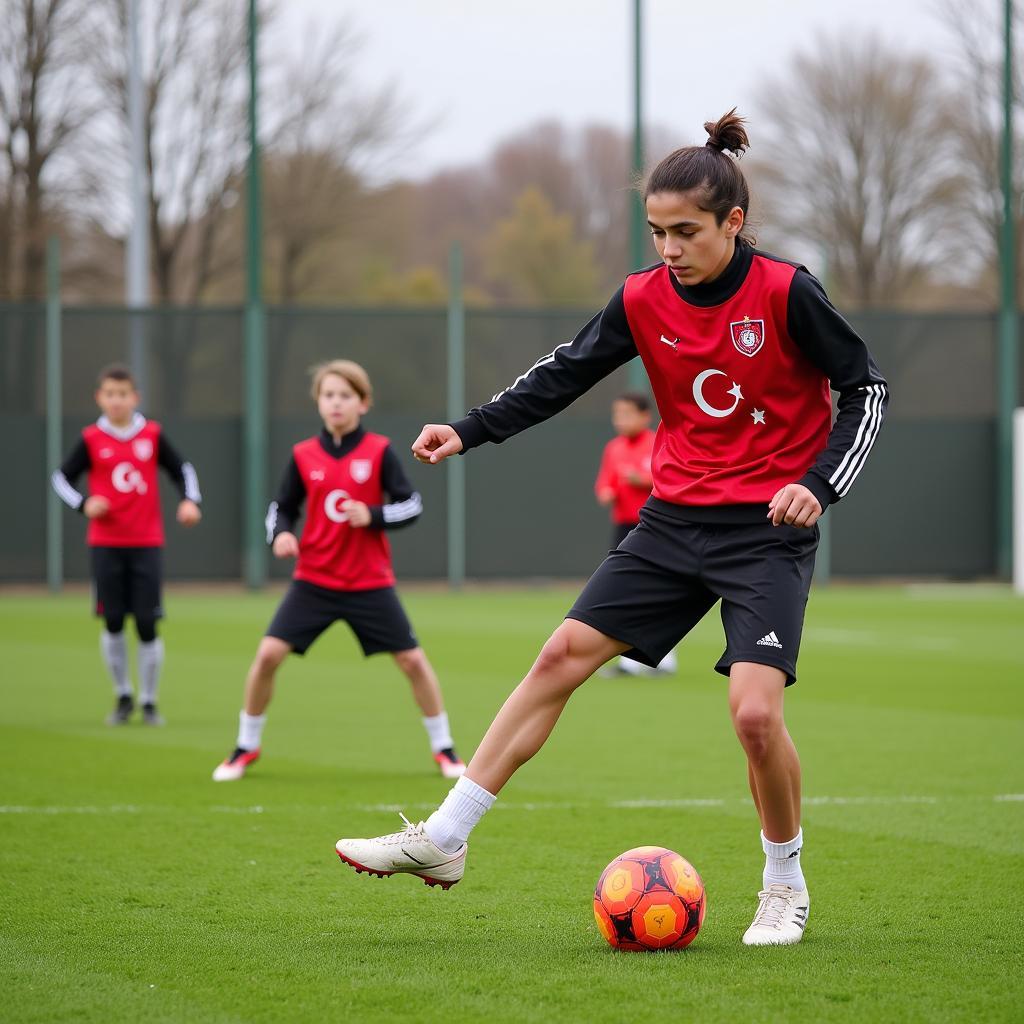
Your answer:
[904,584,1013,600]
[3,795,1022,815]
[804,627,958,652]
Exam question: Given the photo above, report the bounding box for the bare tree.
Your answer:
[934,0,1023,300]
[0,0,95,300]
[260,17,414,304]
[751,35,967,307]
[88,0,249,304]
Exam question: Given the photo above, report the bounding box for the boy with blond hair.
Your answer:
[213,360,466,782]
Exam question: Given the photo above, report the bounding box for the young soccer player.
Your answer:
[336,111,888,944]
[212,360,466,782]
[595,391,676,676]
[52,363,202,726]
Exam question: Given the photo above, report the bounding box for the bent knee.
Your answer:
[393,647,426,673]
[532,630,575,676]
[255,637,290,671]
[530,622,610,679]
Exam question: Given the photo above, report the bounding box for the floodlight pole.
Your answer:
[628,0,648,391]
[126,0,149,399]
[997,0,1020,580]
[243,0,267,588]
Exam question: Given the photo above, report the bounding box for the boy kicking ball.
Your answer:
[334,111,888,946]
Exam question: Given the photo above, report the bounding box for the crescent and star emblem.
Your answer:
[324,488,351,523]
[692,369,744,418]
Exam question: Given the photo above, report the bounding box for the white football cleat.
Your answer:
[742,884,810,946]
[212,747,260,782]
[433,748,467,779]
[335,813,467,889]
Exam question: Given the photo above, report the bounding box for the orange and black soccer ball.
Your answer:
[593,846,706,951]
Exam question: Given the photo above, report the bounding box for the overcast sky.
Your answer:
[275,0,960,179]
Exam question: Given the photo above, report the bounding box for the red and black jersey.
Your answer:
[453,243,888,522]
[265,426,423,592]
[595,429,655,525]
[52,413,201,547]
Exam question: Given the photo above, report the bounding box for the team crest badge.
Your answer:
[132,438,154,461]
[350,459,373,484]
[729,316,765,357]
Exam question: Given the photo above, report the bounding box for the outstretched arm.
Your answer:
[414,288,638,465]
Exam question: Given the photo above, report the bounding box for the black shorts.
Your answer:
[91,546,163,623]
[611,522,639,549]
[265,580,418,657]
[568,503,819,685]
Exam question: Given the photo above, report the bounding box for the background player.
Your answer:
[51,363,202,726]
[212,359,466,783]
[335,110,889,945]
[595,391,676,676]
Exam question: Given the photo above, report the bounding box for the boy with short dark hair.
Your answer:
[52,364,202,725]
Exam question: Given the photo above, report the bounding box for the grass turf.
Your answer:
[1,584,1021,1023]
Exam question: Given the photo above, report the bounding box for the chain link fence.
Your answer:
[1,303,1020,582]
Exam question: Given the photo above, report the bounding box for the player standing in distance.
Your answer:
[336,111,889,943]
[595,391,676,677]
[51,363,202,726]
[212,360,466,782]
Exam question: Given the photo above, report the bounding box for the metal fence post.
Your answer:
[243,0,267,589]
[996,0,1019,579]
[447,242,466,589]
[46,237,62,592]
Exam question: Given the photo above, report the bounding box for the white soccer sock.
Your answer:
[424,775,496,854]
[237,711,267,751]
[762,828,806,891]
[138,638,164,705]
[618,656,650,676]
[422,711,454,753]
[100,631,132,697]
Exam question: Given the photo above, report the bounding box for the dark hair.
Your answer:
[96,363,135,388]
[615,391,651,413]
[644,109,754,245]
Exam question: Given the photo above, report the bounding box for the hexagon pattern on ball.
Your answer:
[593,846,706,952]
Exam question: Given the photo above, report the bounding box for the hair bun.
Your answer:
[704,108,749,155]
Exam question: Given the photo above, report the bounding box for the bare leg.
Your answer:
[392,647,443,717]
[465,620,628,795]
[242,637,292,716]
[728,662,801,841]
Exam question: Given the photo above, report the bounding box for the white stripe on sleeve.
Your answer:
[265,501,278,544]
[182,462,202,502]
[382,492,423,524]
[829,384,887,497]
[490,342,574,402]
[51,471,84,510]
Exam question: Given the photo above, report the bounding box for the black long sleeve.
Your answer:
[157,434,202,503]
[265,457,305,542]
[787,270,890,506]
[367,446,422,530]
[452,287,638,450]
[51,437,90,512]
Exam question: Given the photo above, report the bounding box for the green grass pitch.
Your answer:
[1,584,1021,1023]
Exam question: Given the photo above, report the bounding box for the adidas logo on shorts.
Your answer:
[756,630,783,649]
